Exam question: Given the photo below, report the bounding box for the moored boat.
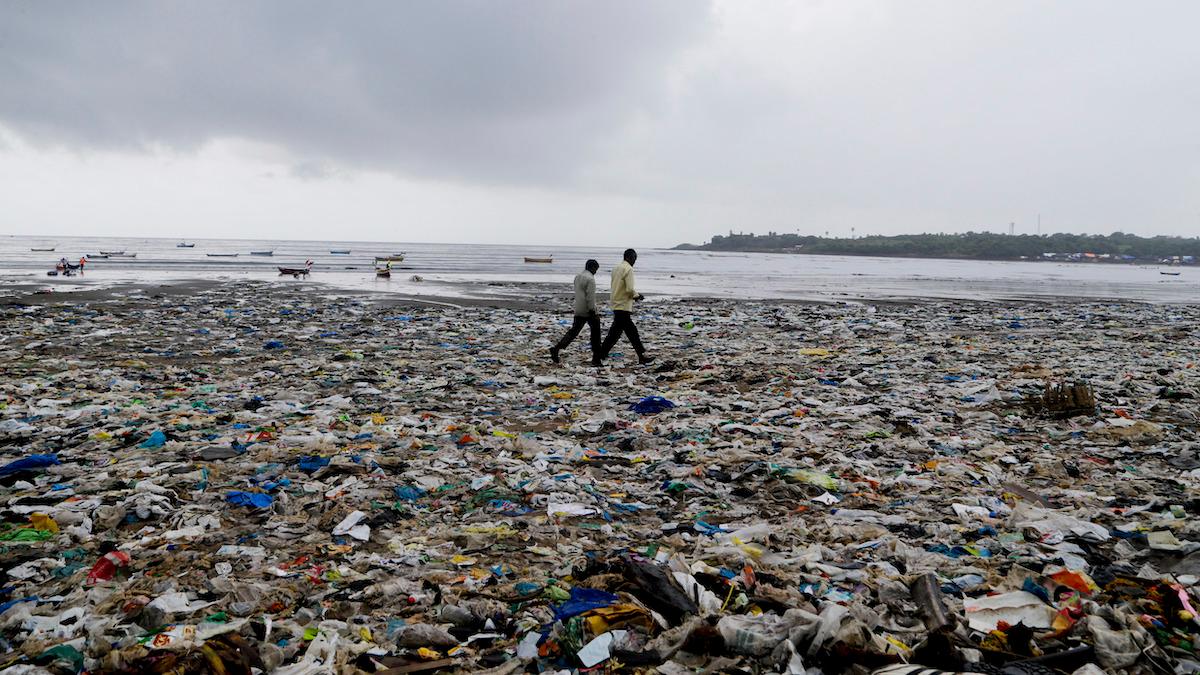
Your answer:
[250,251,274,256]
[177,242,195,248]
[375,268,391,278]
[207,253,239,258]
[330,250,351,255]
[524,256,553,263]
[31,247,55,252]
[278,260,314,277]
[374,254,406,263]
[99,250,126,255]
[1161,271,1182,276]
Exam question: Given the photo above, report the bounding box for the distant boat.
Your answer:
[31,247,55,252]
[99,250,126,255]
[1161,271,1182,276]
[330,250,351,255]
[207,253,239,258]
[524,256,553,263]
[250,251,274,256]
[87,254,109,259]
[279,260,314,277]
[102,252,137,258]
[177,242,195,248]
[374,254,406,263]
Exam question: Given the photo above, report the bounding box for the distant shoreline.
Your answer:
[675,230,1200,265]
[671,246,1187,265]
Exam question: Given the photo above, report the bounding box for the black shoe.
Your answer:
[549,346,560,364]
[591,357,603,367]
[638,354,655,365]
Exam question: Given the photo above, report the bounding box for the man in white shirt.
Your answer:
[596,248,653,366]
[550,259,601,363]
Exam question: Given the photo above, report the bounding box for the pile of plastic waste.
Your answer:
[0,281,1197,674]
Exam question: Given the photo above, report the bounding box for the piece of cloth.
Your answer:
[572,271,597,316]
[555,314,601,354]
[609,261,637,312]
[599,310,644,358]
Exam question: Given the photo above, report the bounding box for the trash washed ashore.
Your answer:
[0,280,1198,674]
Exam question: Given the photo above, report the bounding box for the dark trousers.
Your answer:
[599,310,644,358]
[555,314,601,353]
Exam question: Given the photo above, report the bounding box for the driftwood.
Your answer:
[1029,380,1096,418]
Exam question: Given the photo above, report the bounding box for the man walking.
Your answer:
[549,259,601,363]
[595,248,653,366]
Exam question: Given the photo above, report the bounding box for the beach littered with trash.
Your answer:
[1,279,1199,674]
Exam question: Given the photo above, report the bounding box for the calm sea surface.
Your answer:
[1,235,1195,303]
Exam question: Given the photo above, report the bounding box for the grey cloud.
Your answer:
[0,1,711,184]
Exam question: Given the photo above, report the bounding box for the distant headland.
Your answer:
[674,231,1200,264]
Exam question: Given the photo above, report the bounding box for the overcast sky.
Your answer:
[1,1,1198,246]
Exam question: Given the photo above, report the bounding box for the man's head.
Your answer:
[585,259,599,274]
[623,248,638,265]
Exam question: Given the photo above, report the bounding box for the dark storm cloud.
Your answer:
[0,1,711,183]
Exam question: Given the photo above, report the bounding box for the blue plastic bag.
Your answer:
[263,340,285,350]
[0,454,59,477]
[139,430,167,448]
[553,587,619,621]
[297,456,330,473]
[630,396,676,414]
[394,486,426,501]
[225,491,274,509]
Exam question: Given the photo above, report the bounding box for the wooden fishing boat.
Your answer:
[87,254,109,259]
[374,254,406,263]
[278,261,314,277]
[99,250,126,256]
[1161,271,1182,276]
[249,251,274,256]
[375,268,391,278]
[31,247,55,252]
[330,250,351,255]
[176,242,195,248]
[524,256,553,263]
[207,253,239,258]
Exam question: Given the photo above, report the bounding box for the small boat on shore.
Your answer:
[374,254,406,263]
[250,251,274,256]
[31,247,55,252]
[330,250,351,255]
[524,256,553,264]
[177,242,195,248]
[207,253,239,258]
[99,250,126,256]
[278,260,314,277]
[375,268,391,278]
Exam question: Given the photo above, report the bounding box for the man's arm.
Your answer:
[626,269,642,301]
[585,275,597,315]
